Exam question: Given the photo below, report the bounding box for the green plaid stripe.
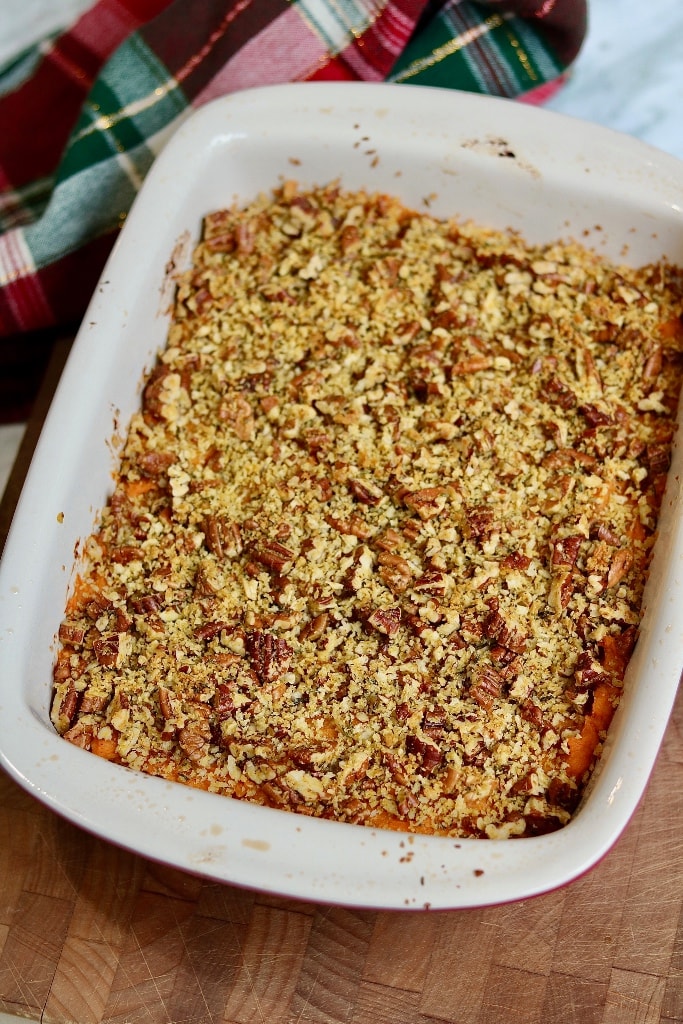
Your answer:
[389,1,562,94]
[23,31,191,270]
[25,131,173,268]
[59,32,187,185]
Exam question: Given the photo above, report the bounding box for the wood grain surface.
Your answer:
[1,339,682,1024]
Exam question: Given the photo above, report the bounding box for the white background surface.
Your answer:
[1,0,682,494]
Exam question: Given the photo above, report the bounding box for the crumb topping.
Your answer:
[52,181,683,839]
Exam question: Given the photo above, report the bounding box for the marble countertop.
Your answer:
[546,0,683,161]
[1,0,683,493]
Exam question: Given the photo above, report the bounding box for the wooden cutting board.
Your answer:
[1,339,681,1024]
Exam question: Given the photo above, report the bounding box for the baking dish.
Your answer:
[1,82,682,910]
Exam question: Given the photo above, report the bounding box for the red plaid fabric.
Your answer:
[0,0,587,348]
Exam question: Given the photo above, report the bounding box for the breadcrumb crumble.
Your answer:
[52,181,683,839]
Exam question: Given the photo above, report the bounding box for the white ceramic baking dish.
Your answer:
[1,83,682,911]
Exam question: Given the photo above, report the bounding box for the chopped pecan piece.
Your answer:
[92,632,129,669]
[178,719,212,763]
[79,690,110,714]
[58,621,87,646]
[599,627,638,679]
[643,344,663,381]
[54,684,79,729]
[482,606,526,653]
[194,621,234,641]
[403,487,446,521]
[374,527,403,552]
[194,565,217,597]
[501,551,531,571]
[574,652,612,692]
[606,548,633,588]
[413,570,446,594]
[63,721,93,750]
[142,365,171,421]
[348,478,383,505]
[464,505,496,542]
[137,450,174,477]
[245,630,293,682]
[367,606,401,637]
[203,515,243,559]
[469,665,504,711]
[592,523,621,546]
[377,552,413,594]
[218,391,255,441]
[213,683,237,718]
[579,404,612,427]
[548,535,583,612]
[325,513,374,539]
[551,535,582,569]
[646,443,671,477]
[250,540,296,575]
[300,612,329,642]
[449,355,493,377]
[110,546,142,565]
[157,685,177,720]
[406,734,442,772]
[544,374,576,410]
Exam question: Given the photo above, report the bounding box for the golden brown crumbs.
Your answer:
[51,181,683,839]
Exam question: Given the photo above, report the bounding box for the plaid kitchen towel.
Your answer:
[0,0,587,338]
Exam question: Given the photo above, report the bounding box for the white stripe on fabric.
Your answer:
[0,227,36,287]
[297,0,382,53]
[0,226,53,332]
[23,122,181,268]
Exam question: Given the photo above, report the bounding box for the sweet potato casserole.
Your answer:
[51,182,683,838]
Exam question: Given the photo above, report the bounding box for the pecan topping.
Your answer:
[325,514,374,539]
[574,652,612,692]
[178,719,212,763]
[250,540,296,575]
[92,632,129,669]
[245,630,293,682]
[218,391,255,441]
[403,487,446,521]
[501,551,531,571]
[646,443,671,477]
[464,505,496,542]
[377,552,412,594]
[367,606,401,637]
[300,613,329,642]
[58,621,87,646]
[413,570,446,593]
[50,181,683,841]
[406,734,442,772]
[606,548,633,589]
[203,515,243,558]
[348,478,383,505]
[469,666,504,711]
[137,450,174,477]
[579,404,612,427]
[544,374,576,410]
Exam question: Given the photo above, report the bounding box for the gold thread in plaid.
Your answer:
[391,12,506,82]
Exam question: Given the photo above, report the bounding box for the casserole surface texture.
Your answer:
[51,182,682,842]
